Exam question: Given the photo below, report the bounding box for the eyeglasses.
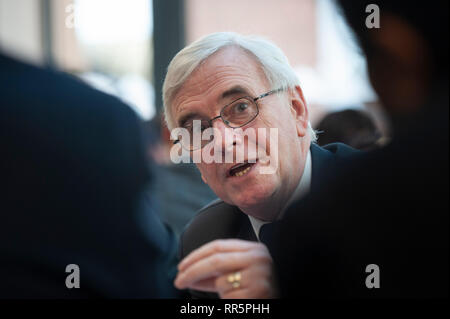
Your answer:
[173,88,284,151]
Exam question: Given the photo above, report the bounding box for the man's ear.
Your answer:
[289,85,309,137]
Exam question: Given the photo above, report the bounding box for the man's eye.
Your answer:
[184,120,209,132]
[234,103,249,112]
[182,123,195,133]
[182,119,197,128]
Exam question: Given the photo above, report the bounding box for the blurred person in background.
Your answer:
[0,52,180,298]
[266,0,448,298]
[316,109,382,151]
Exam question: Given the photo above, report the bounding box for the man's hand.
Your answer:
[174,239,278,299]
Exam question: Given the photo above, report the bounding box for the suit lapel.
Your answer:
[234,146,335,245]
[234,207,258,242]
[310,143,337,193]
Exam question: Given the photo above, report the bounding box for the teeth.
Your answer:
[234,166,251,177]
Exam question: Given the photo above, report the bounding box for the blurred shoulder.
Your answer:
[0,53,137,121]
[179,199,245,258]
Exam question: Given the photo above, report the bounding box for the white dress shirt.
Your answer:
[248,150,312,241]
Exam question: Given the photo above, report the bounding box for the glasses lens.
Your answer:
[221,97,258,128]
[180,119,212,151]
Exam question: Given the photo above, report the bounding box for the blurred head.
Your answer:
[337,0,449,116]
[163,32,315,220]
[317,109,381,151]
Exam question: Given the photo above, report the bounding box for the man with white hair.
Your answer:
[163,32,356,298]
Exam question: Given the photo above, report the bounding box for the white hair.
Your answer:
[162,32,317,142]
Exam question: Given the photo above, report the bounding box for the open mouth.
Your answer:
[228,161,257,177]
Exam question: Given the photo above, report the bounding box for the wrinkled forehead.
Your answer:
[172,46,270,111]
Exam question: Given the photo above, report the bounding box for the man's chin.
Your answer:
[231,191,274,214]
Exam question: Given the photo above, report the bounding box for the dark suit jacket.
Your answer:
[0,54,180,298]
[180,143,357,298]
[267,84,449,298]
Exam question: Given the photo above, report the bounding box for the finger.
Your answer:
[220,279,276,299]
[186,277,217,292]
[176,251,249,289]
[221,288,252,299]
[178,239,259,272]
[215,269,248,297]
[175,250,257,289]
[216,263,275,298]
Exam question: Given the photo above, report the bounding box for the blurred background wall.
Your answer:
[0,0,388,128]
[0,0,44,64]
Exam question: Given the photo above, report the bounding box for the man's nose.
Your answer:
[212,120,242,153]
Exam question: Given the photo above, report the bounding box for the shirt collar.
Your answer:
[248,149,312,241]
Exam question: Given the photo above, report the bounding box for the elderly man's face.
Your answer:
[171,46,309,221]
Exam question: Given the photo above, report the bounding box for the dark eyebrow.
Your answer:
[220,86,249,101]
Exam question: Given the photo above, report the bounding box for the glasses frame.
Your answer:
[173,87,284,150]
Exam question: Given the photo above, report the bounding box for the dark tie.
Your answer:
[259,223,275,246]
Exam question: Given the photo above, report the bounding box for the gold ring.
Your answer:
[227,271,241,289]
